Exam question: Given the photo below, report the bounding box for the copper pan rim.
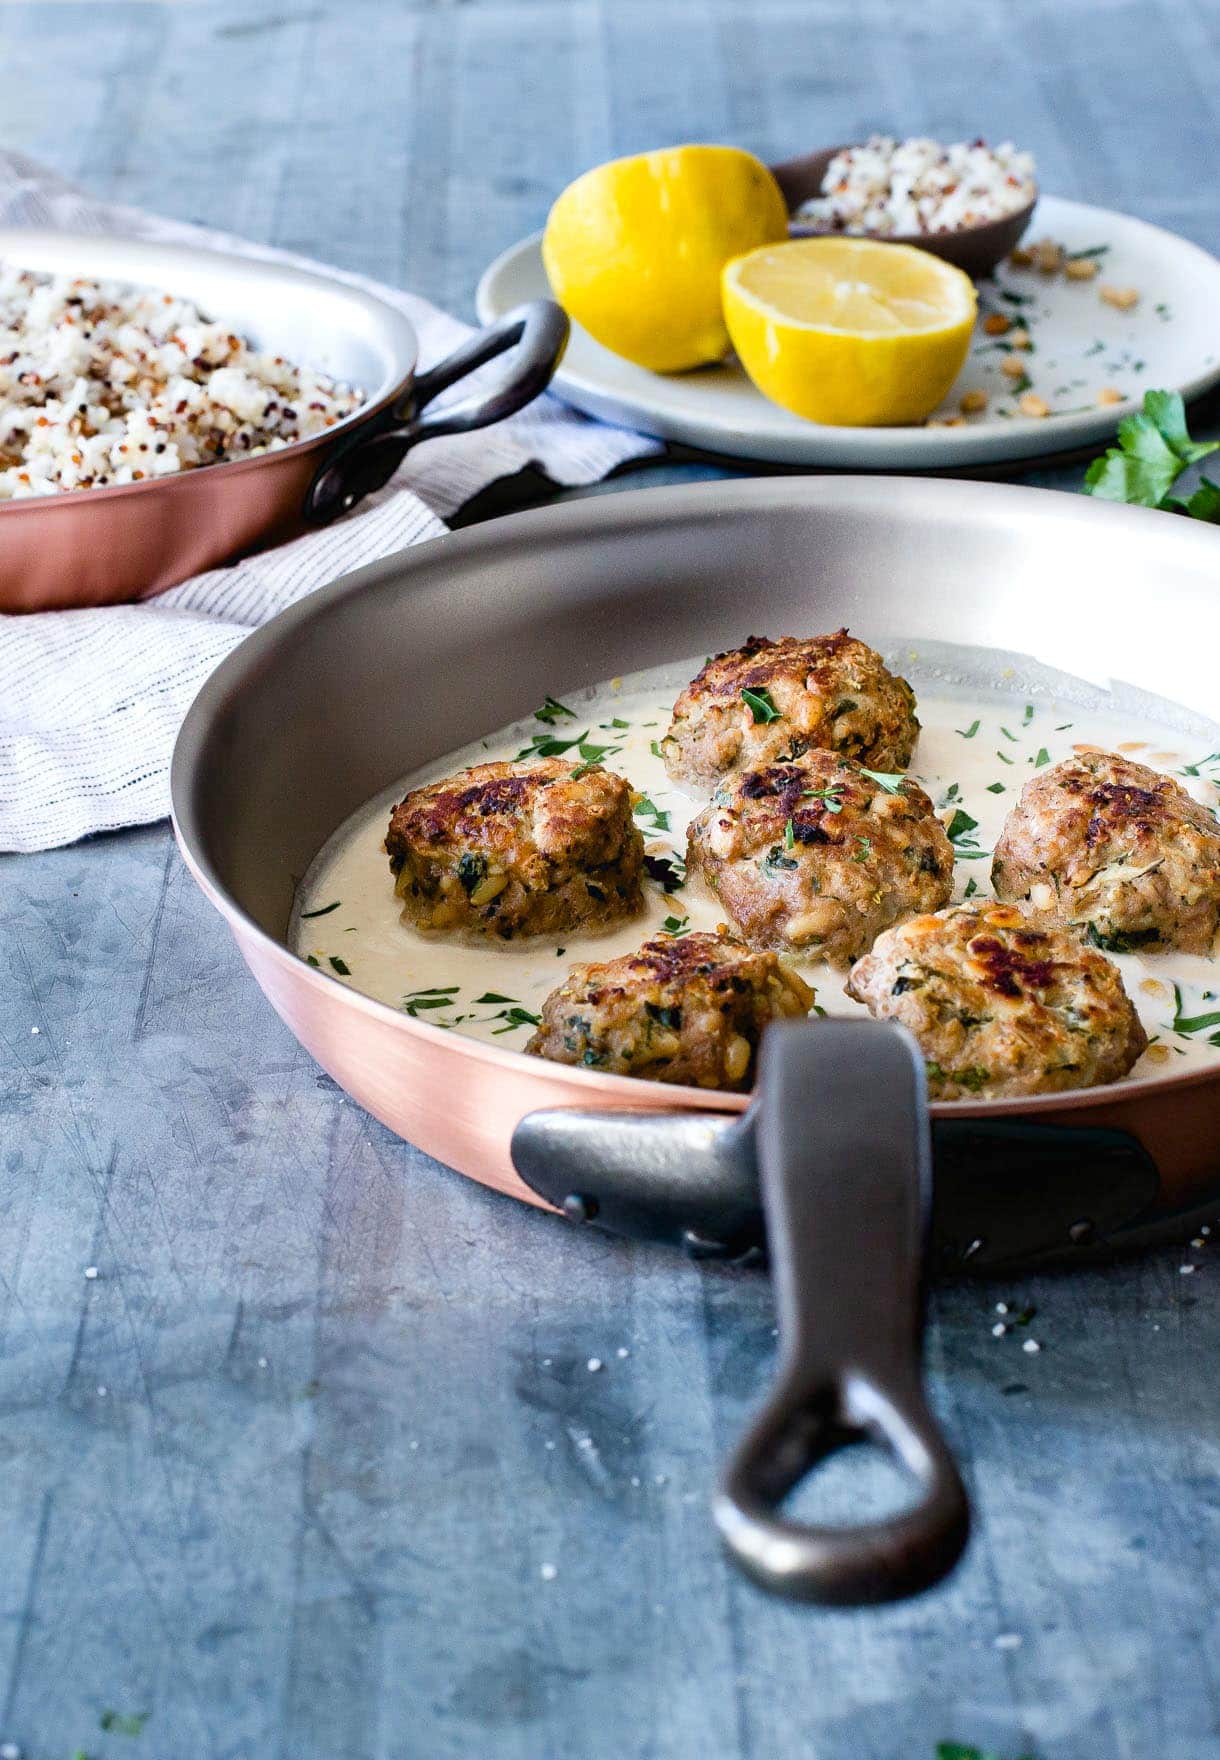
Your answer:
[170,473,1220,1128]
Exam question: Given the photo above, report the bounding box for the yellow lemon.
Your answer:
[542,146,789,373]
[722,237,977,425]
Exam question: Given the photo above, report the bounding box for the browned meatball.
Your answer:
[661,631,919,789]
[385,758,644,940]
[992,750,1220,954]
[526,929,814,1089]
[686,753,954,967]
[846,900,1148,1100]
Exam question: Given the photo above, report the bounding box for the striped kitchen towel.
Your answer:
[0,150,660,853]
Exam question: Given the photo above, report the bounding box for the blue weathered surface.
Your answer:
[2,4,1220,1756]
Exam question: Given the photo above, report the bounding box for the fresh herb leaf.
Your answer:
[853,835,873,863]
[987,782,1006,793]
[801,786,844,813]
[473,991,516,1004]
[1172,984,1220,1036]
[634,795,671,831]
[996,748,1014,765]
[515,728,588,760]
[1085,388,1220,512]
[491,1006,541,1033]
[1033,746,1051,767]
[306,954,320,968]
[1086,922,1160,953]
[999,726,1018,741]
[859,768,905,793]
[100,1711,150,1736]
[1022,703,1035,724]
[534,694,576,724]
[741,686,781,724]
[957,719,981,739]
[946,808,979,843]
[328,955,351,976]
[964,876,979,898]
[784,816,796,849]
[1181,751,1220,777]
[661,914,691,937]
[300,899,341,919]
[406,986,460,997]
[650,739,664,759]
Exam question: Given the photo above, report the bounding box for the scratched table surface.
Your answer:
[4,4,1220,1757]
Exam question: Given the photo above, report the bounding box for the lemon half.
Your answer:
[722,237,977,426]
[543,146,789,373]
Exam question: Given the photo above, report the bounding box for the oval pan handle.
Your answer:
[714,1018,970,1605]
[305,299,570,524]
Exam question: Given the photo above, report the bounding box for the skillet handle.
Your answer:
[713,1019,970,1605]
[304,299,569,524]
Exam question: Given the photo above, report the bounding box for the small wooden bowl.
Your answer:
[770,146,1037,281]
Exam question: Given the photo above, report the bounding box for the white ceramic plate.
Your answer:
[477,196,1220,469]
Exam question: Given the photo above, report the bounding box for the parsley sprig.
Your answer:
[1085,389,1220,517]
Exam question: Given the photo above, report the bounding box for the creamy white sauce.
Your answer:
[291,654,1220,1091]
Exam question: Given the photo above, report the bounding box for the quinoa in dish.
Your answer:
[795,136,1036,238]
[0,266,361,499]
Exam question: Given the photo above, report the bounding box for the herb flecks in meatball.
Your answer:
[992,750,1220,955]
[846,900,1148,1100]
[385,758,644,940]
[687,753,953,967]
[526,929,814,1089]
[661,631,919,789]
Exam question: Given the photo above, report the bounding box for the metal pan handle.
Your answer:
[713,1019,970,1604]
[305,299,569,524]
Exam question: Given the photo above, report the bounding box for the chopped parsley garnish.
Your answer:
[956,719,980,739]
[859,769,905,793]
[1181,751,1220,777]
[1033,746,1051,767]
[1085,922,1160,953]
[661,914,691,937]
[1171,984,1220,1037]
[853,835,873,863]
[569,760,601,779]
[999,725,1018,741]
[650,739,664,759]
[515,728,588,760]
[741,686,781,724]
[300,899,341,919]
[784,816,795,849]
[1022,703,1035,724]
[644,852,686,892]
[1055,722,1074,732]
[946,807,989,860]
[996,748,1014,765]
[491,1006,541,1033]
[801,786,844,813]
[986,782,1006,793]
[328,955,351,976]
[634,794,671,831]
[473,991,515,1004]
[946,808,979,843]
[534,694,576,724]
[964,876,979,898]
[1066,243,1110,260]
[100,1712,150,1736]
[1085,388,1220,517]
[306,954,320,968]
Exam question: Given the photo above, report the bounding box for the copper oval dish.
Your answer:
[171,475,1220,1221]
[772,146,1037,279]
[0,229,567,612]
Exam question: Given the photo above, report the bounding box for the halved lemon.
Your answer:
[722,237,977,426]
[542,145,789,373]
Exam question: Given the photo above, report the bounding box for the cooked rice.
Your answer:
[795,135,1036,238]
[0,265,362,499]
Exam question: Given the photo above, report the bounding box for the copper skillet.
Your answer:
[170,476,1220,1608]
[0,229,568,612]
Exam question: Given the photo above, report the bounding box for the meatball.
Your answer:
[385,758,644,940]
[526,929,814,1090]
[661,630,919,789]
[686,753,954,967]
[992,750,1220,955]
[846,900,1148,1100]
